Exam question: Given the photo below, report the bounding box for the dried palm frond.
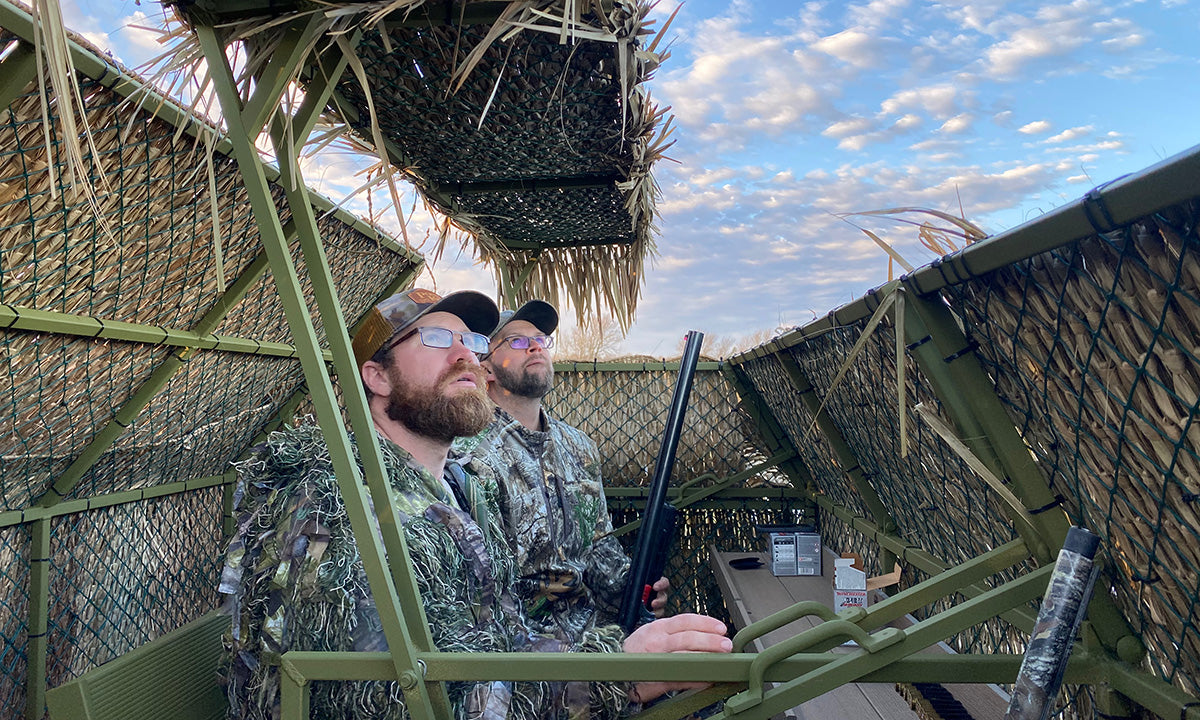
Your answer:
[141,0,671,329]
[838,203,988,280]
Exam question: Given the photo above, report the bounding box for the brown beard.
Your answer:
[385,361,493,441]
[492,357,554,399]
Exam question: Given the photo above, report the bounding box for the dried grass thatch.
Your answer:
[839,205,988,280]
[154,0,676,327]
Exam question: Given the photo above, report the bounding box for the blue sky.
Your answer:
[61,0,1200,356]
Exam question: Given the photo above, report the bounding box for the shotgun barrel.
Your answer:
[618,330,705,633]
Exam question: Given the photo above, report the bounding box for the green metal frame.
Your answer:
[608,451,797,537]
[195,18,447,719]
[268,552,1110,720]
[721,267,1181,714]
[7,0,1193,714]
[0,36,37,110]
[187,17,1088,708]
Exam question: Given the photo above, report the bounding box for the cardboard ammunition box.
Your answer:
[757,525,821,577]
[833,554,868,611]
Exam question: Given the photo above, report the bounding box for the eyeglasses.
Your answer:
[385,326,490,355]
[498,334,554,351]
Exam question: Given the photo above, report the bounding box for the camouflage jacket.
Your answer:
[219,421,630,720]
[454,408,632,642]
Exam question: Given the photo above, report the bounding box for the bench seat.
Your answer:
[45,609,229,720]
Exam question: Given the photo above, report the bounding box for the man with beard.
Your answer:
[220,289,730,720]
[455,300,669,648]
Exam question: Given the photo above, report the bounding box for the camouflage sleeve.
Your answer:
[578,624,634,720]
[579,434,632,626]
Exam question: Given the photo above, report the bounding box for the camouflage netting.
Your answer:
[6,0,1200,717]
[730,192,1200,717]
[545,364,811,621]
[0,18,420,718]
[951,207,1200,704]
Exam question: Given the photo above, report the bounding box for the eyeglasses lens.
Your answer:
[416,327,489,354]
[508,335,553,350]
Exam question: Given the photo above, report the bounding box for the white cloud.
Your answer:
[823,113,925,150]
[1101,32,1144,51]
[657,8,862,143]
[881,84,962,119]
[1044,125,1094,143]
[813,29,883,69]
[938,114,973,134]
[979,3,1151,79]
[1019,120,1051,134]
[823,116,873,139]
[1044,139,1125,155]
[655,255,699,270]
[687,167,740,187]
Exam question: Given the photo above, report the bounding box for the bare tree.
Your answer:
[676,327,782,359]
[555,315,627,361]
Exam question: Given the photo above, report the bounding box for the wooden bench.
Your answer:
[709,545,1008,719]
[45,609,229,720]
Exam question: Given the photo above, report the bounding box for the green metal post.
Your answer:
[0,38,36,110]
[499,257,539,308]
[265,32,450,717]
[901,291,1060,557]
[279,659,311,720]
[195,22,441,720]
[239,20,327,139]
[772,349,901,572]
[901,288,1141,662]
[25,518,50,720]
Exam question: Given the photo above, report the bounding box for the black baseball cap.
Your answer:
[489,299,558,341]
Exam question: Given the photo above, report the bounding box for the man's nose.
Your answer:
[447,335,479,364]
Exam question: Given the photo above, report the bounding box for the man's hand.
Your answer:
[649,577,671,618]
[623,613,731,704]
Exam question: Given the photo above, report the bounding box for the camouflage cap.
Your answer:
[353,288,499,367]
[489,299,559,341]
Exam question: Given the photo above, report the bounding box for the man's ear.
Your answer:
[480,357,497,383]
[360,361,393,398]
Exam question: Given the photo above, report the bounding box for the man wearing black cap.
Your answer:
[456,300,669,647]
[220,289,729,720]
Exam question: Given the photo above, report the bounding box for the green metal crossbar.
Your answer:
[0,303,317,360]
[0,37,36,109]
[608,450,797,537]
[2,473,233,528]
[280,648,1071,685]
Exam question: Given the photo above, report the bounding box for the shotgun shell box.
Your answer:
[757,525,822,577]
[834,557,869,611]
